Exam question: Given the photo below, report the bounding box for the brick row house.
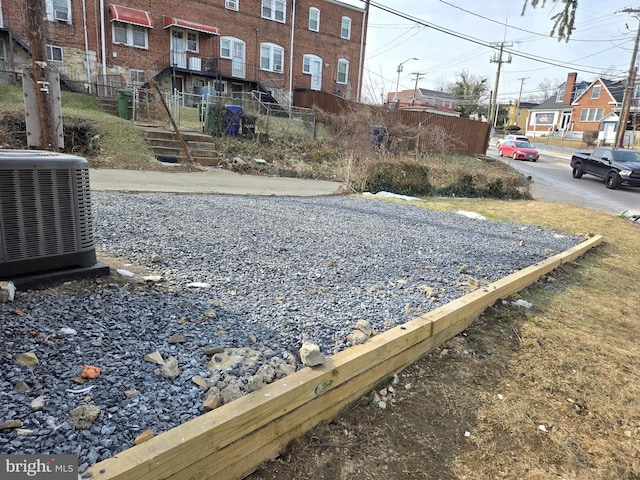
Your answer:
[0,0,367,106]
[526,72,639,145]
[386,88,459,117]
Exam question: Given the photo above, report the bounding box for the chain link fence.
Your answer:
[1,68,317,144]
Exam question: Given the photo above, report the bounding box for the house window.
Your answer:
[262,0,285,22]
[260,43,284,72]
[337,58,348,84]
[579,108,604,122]
[130,69,145,85]
[112,21,148,48]
[187,32,198,53]
[591,85,601,99]
[220,37,246,77]
[309,7,319,31]
[556,85,565,103]
[341,16,351,39]
[46,0,71,23]
[46,44,63,62]
[225,0,238,10]
[302,55,319,74]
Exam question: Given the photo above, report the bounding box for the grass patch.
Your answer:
[1,85,157,169]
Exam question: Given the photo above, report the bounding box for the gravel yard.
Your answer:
[0,193,581,474]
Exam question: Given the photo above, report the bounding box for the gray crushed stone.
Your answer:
[0,193,581,472]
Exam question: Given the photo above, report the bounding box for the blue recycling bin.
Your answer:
[225,104,242,136]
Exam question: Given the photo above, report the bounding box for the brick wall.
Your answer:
[572,79,616,133]
[2,0,365,100]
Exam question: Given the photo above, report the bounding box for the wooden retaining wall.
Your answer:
[85,235,603,480]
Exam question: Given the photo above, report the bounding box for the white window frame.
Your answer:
[262,0,285,23]
[187,31,199,53]
[46,44,63,62]
[0,0,4,28]
[579,108,604,122]
[337,58,348,84]
[225,0,238,10]
[302,54,321,74]
[220,37,246,78]
[556,85,565,103]
[341,16,351,39]
[112,21,149,49]
[591,85,601,99]
[260,43,284,73]
[220,37,237,59]
[130,69,145,85]
[309,7,319,32]
[46,0,72,24]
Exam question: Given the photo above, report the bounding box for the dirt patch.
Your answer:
[247,300,524,480]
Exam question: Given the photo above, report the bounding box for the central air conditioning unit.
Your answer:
[0,150,98,278]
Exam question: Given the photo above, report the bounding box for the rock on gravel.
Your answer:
[0,193,581,474]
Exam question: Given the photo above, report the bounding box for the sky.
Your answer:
[339,0,637,105]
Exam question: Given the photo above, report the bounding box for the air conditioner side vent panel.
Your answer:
[0,151,97,277]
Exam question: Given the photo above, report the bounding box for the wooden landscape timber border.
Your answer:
[85,234,604,480]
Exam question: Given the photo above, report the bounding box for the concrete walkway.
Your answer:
[89,167,345,196]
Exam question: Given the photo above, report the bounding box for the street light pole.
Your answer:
[394,57,418,105]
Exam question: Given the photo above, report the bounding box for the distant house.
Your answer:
[526,72,589,138]
[387,88,460,116]
[506,101,538,132]
[571,78,624,139]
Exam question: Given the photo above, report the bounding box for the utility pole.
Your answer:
[410,72,427,105]
[488,41,512,124]
[517,77,528,106]
[26,0,58,150]
[615,9,640,148]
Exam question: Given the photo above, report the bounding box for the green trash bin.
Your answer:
[116,89,133,120]
[204,102,225,135]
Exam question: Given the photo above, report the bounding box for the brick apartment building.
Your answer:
[0,0,367,105]
[386,88,459,117]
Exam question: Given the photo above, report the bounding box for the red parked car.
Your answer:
[498,140,539,162]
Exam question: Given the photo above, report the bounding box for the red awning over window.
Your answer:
[109,4,154,28]
[163,16,220,35]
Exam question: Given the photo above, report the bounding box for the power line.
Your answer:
[362,0,624,77]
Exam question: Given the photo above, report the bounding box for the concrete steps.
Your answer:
[96,97,118,116]
[141,126,220,166]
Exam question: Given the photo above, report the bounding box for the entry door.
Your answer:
[232,41,245,78]
[560,112,571,131]
[173,75,184,94]
[0,39,5,70]
[309,58,322,91]
[172,31,187,68]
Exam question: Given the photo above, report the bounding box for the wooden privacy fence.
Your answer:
[84,235,603,480]
[294,89,491,156]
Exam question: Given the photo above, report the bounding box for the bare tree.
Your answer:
[521,0,578,42]
[600,65,618,80]
[534,77,562,102]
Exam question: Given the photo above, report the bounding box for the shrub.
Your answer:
[505,124,521,132]
[582,130,599,146]
[364,161,433,196]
